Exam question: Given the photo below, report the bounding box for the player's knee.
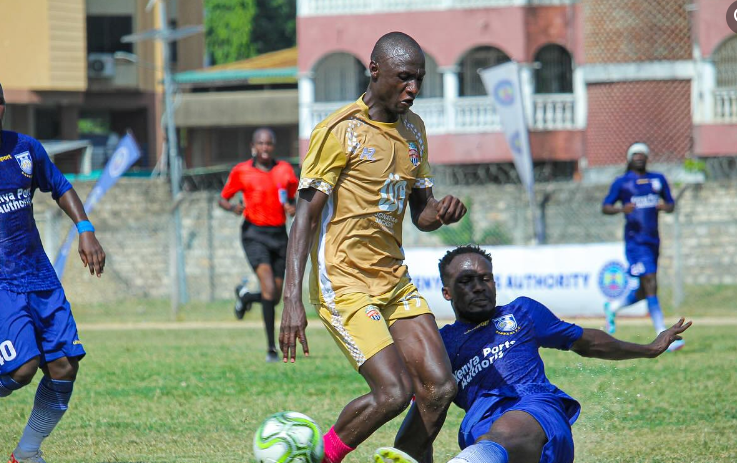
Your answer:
[416,375,457,410]
[47,357,79,381]
[9,357,41,387]
[374,379,413,417]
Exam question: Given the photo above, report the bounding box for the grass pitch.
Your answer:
[1,301,736,462]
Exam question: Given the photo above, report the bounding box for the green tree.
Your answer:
[251,0,296,55]
[205,0,257,65]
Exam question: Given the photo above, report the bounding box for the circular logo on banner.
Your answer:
[598,261,629,299]
[109,147,129,177]
[494,80,515,106]
[728,1,737,34]
[509,132,522,154]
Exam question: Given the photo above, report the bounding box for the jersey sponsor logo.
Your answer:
[14,152,32,177]
[453,340,517,389]
[650,178,662,192]
[598,261,629,299]
[493,314,519,334]
[0,154,11,163]
[378,173,407,213]
[359,147,376,161]
[0,188,32,214]
[408,142,420,167]
[365,305,382,321]
[0,340,18,366]
[631,194,659,209]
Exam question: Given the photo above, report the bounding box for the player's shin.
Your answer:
[646,296,666,333]
[0,374,23,397]
[14,377,74,458]
[447,441,508,463]
[322,426,354,463]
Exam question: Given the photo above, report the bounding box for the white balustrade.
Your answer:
[411,98,445,134]
[531,93,576,130]
[299,0,577,16]
[714,89,737,123]
[454,96,502,132]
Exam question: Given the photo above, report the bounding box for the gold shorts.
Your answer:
[316,278,433,370]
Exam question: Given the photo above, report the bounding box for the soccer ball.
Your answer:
[253,411,324,463]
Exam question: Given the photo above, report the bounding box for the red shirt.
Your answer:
[221,159,298,227]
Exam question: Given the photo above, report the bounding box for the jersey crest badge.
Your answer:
[493,314,517,333]
[365,305,382,321]
[14,152,33,177]
[650,178,662,192]
[408,142,420,167]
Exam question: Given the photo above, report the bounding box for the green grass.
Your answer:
[1,317,736,462]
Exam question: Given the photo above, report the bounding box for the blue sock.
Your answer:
[449,440,508,463]
[623,289,639,306]
[0,374,23,397]
[16,377,74,457]
[646,296,666,333]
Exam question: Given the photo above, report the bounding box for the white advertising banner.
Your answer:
[404,243,646,320]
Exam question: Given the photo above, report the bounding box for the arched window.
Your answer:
[458,46,511,97]
[713,36,737,88]
[313,53,369,102]
[534,44,573,94]
[419,52,443,99]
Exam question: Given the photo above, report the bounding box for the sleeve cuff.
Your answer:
[413,177,434,189]
[298,178,333,195]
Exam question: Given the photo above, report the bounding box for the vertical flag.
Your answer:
[479,62,544,243]
[53,133,142,278]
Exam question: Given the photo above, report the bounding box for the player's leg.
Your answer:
[452,411,544,463]
[316,293,415,462]
[389,314,457,460]
[13,289,85,462]
[1,358,40,397]
[1,290,42,397]
[255,263,279,361]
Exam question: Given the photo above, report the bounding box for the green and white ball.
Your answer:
[253,411,324,463]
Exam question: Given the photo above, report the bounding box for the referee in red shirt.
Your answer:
[219,128,298,362]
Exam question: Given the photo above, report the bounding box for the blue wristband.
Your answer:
[76,220,95,234]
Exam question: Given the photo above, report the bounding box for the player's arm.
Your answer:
[219,169,245,215]
[409,187,466,231]
[57,188,106,277]
[656,175,675,213]
[601,179,633,215]
[570,318,691,360]
[280,188,328,362]
[218,197,244,215]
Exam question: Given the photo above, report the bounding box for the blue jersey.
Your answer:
[0,131,72,292]
[440,297,583,432]
[603,171,674,246]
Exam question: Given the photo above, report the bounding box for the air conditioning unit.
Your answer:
[88,53,116,78]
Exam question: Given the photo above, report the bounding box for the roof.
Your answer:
[174,47,298,86]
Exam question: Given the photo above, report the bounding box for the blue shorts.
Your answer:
[625,242,659,277]
[0,288,86,375]
[460,394,576,463]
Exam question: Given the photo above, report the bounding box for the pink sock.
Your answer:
[322,426,354,463]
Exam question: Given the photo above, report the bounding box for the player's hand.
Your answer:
[78,232,106,277]
[436,195,467,225]
[279,297,309,363]
[649,318,692,357]
[284,203,296,217]
[232,204,245,215]
[622,203,636,214]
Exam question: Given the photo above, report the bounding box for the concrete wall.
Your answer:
[30,178,737,304]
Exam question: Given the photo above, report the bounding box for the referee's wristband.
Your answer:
[76,220,95,234]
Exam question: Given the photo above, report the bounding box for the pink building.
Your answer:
[296,0,737,174]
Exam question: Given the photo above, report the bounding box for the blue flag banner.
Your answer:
[53,133,142,278]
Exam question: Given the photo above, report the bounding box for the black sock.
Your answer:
[242,292,262,304]
[261,299,276,351]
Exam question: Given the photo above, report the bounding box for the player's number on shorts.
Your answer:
[0,340,17,366]
[379,173,407,213]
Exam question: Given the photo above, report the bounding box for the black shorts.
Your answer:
[240,221,288,278]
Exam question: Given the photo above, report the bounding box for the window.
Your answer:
[313,53,369,102]
[459,47,511,97]
[87,16,133,54]
[419,53,443,99]
[534,44,573,94]
[714,37,737,88]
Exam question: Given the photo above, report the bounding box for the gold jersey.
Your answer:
[299,95,433,304]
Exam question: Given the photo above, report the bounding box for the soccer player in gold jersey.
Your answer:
[280,32,467,463]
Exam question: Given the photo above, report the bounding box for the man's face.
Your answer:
[251,130,275,165]
[369,52,425,115]
[630,152,647,171]
[442,253,497,324]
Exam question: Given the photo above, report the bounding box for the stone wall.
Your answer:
[31,178,737,303]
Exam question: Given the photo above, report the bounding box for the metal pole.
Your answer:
[158,1,188,315]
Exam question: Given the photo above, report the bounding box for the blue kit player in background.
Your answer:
[0,83,106,463]
[398,245,690,463]
[601,142,680,350]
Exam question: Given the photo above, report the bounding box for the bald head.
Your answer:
[370,32,423,64]
[252,127,276,144]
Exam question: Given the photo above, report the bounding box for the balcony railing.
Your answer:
[714,89,737,123]
[299,0,578,16]
[531,93,576,130]
[454,96,502,132]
